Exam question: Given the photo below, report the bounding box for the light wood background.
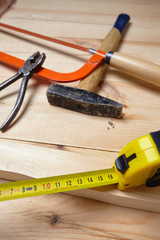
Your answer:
[0,0,160,239]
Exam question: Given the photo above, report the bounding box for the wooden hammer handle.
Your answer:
[78,14,130,92]
[108,52,160,87]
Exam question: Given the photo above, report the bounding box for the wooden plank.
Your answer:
[0,0,159,151]
[0,64,159,151]
[0,0,15,17]
[0,179,160,240]
[1,138,160,213]
[0,0,160,215]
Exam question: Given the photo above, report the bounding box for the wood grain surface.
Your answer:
[0,1,159,150]
[0,0,15,17]
[1,138,160,214]
[0,180,159,240]
[0,0,160,239]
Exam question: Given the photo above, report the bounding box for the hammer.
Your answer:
[47,14,130,119]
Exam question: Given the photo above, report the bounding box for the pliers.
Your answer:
[0,51,46,131]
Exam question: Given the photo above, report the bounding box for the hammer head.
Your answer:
[46,83,123,118]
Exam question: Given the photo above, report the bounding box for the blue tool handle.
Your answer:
[113,13,130,34]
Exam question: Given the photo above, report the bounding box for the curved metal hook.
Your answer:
[0,50,105,83]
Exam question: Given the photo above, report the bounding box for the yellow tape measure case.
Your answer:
[114,131,160,190]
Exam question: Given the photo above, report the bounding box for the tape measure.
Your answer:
[0,131,160,201]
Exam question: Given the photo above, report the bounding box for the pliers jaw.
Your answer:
[20,51,46,77]
[0,51,46,131]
